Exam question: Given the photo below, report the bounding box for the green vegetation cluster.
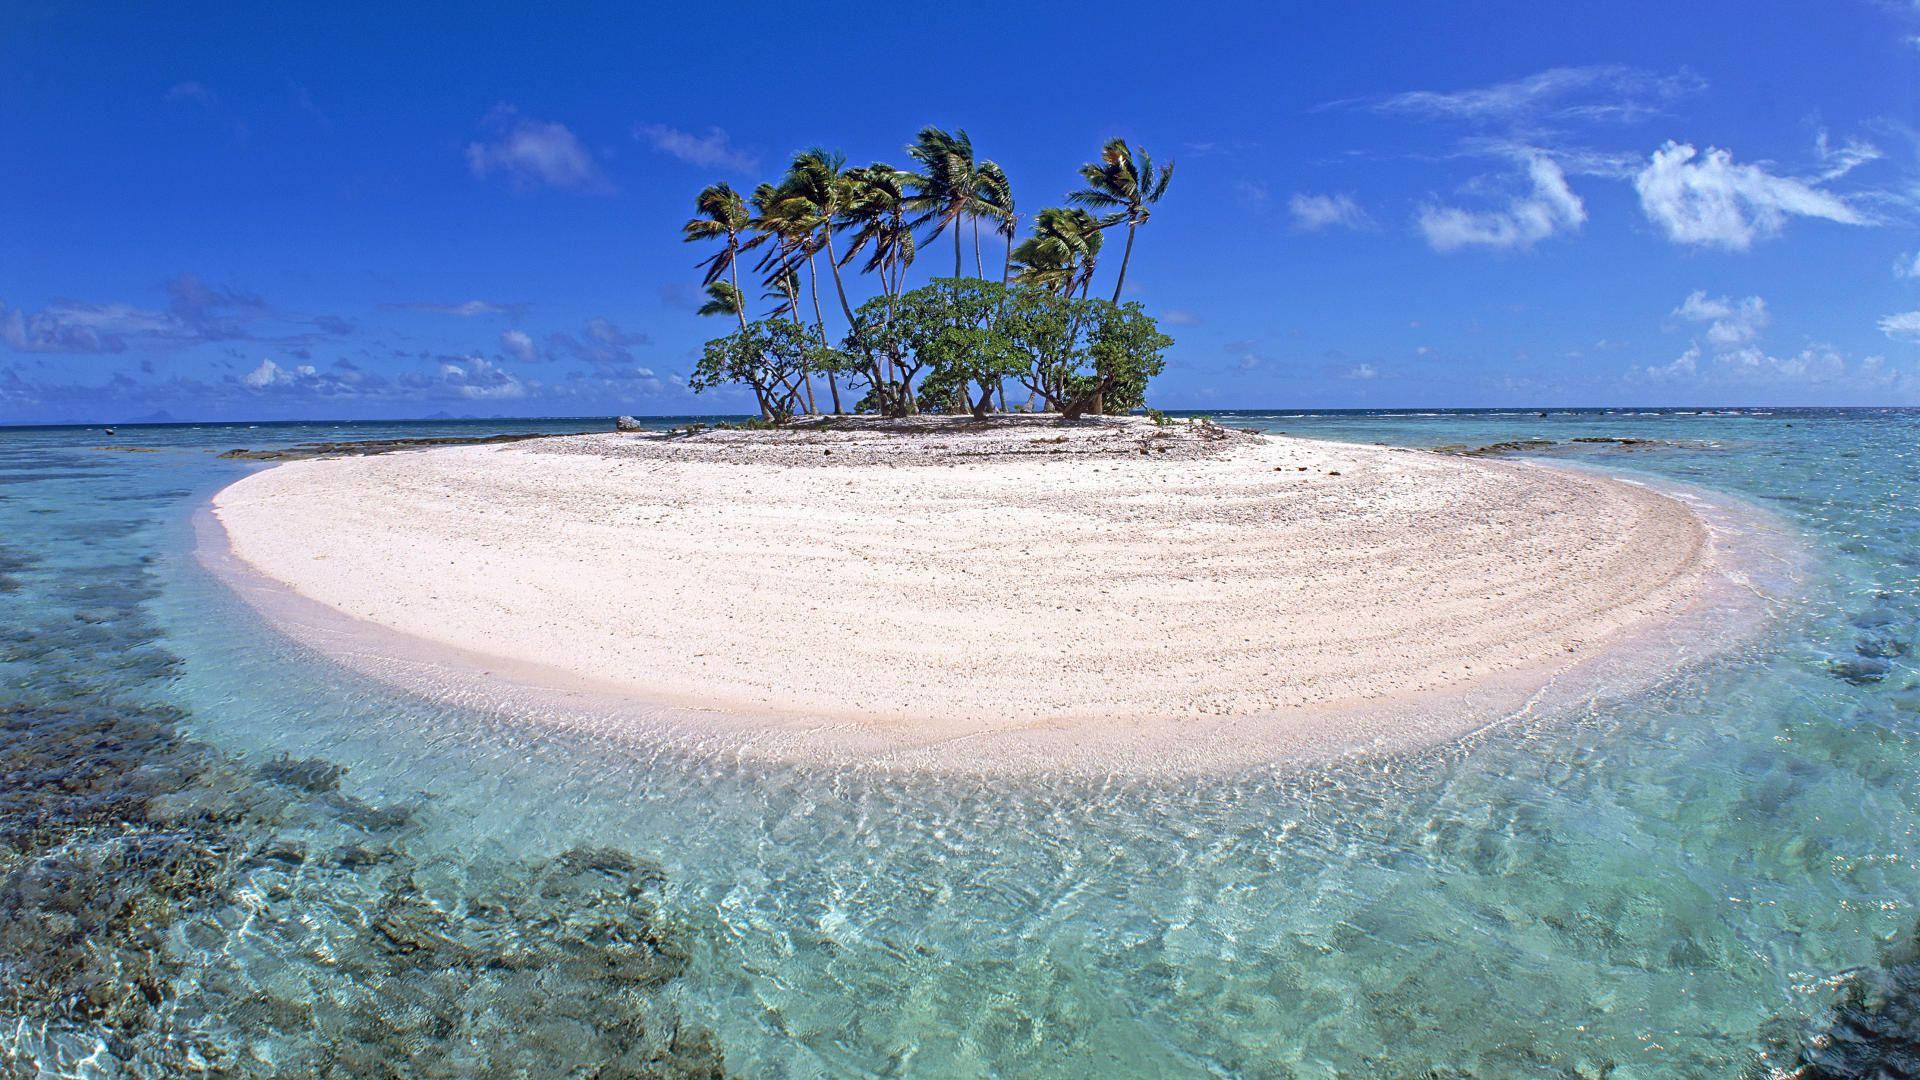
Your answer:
[682,128,1176,421]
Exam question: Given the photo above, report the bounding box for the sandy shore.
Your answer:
[209,416,1786,772]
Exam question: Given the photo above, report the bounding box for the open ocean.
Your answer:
[3,408,1916,1076]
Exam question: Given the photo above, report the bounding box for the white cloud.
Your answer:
[1289,192,1373,232]
[466,106,609,194]
[1418,155,1586,252]
[1646,289,1869,388]
[1633,141,1867,250]
[632,123,758,172]
[500,329,538,363]
[1673,291,1769,347]
[1880,311,1920,341]
[1897,252,1920,279]
[1643,343,1700,381]
[1161,309,1201,326]
[436,355,526,399]
[241,359,283,389]
[1346,363,1380,380]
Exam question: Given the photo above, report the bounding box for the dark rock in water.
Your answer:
[218,431,566,461]
[1770,932,1920,1078]
[1857,632,1911,660]
[1853,607,1905,630]
[1433,438,1556,457]
[616,415,645,431]
[1829,656,1893,685]
[256,753,344,794]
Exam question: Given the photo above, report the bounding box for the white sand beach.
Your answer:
[210,417,1758,770]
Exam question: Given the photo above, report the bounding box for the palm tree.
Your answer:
[696,281,742,318]
[839,164,917,302]
[786,148,860,329]
[905,126,1007,279]
[1011,208,1104,297]
[976,161,1015,283]
[681,183,755,332]
[838,163,921,414]
[750,184,821,414]
[1070,138,1174,302]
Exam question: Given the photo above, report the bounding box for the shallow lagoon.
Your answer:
[4,409,1917,1076]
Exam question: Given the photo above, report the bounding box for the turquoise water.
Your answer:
[3,410,1917,1076]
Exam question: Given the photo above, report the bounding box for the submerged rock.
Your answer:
[0,524,728,1077]
[1828,656,1893,685]
[1856,631,1911,660]
[256,753,345,793]
[1769,928,1920,1078]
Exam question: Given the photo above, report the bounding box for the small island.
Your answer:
[206,127,1768,772]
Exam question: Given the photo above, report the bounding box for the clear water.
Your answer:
[3,409,1917,1077]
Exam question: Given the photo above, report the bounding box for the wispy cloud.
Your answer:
[383,299,528,318]
[1,274,346,354]
[1289,192,1374,232]
[1352,65,1703,128]
[1232,180,1271,213]
[1418,155,1586,252]
[1880,310,1920,341]
[466,105,610,194]
[1814,129,1882,181]
[632,123,758,172]
[546,317,649,367]
[1634,141,1867,250]
[164,81,216,107]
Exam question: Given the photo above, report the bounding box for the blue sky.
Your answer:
[4,2,1919,423]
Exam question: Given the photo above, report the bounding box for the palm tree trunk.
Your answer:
[1110,221,1138,303]
[952,211,962,278]
[786,300,818,415]
[804,251,842,413]
[727,241,748,333]
[972,217,983,279]
[822,232,857,326]
[1001,230,1012,284]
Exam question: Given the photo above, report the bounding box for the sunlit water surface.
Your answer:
[4,409,1917,1077]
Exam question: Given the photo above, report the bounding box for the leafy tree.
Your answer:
[1070,139,1175,302]
[1071,299,1171,417]
[691,319,832,423]
[897,279,1022,417]
[998,285,1082,409]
